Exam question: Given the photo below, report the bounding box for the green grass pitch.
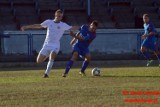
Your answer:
[0,67,160,107]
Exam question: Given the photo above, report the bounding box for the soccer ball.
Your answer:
[92,67,101,76]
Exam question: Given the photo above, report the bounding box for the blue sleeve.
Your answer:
[148,23,155,32]
[79,25,88,32]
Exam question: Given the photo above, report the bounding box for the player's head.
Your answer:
[89,20,98,33]
[143,14,150,24]
[54,9,63,21]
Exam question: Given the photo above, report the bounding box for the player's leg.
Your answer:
[36,53,48,64]
[153,48,160,67]
[44,51,57,77]
[148,41,160,67]
[141,40,151,60]
[79,53,91,76]
[63,51,79,77]
[154,38,160,66]
[141,46,150,60]
[79,48,91,75]
[141,40,153,66]
[37,46,50,64]
[141,46,153,66]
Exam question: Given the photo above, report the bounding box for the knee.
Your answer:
[85,56,91,62]
[71,52,78,61]
[36,59,42,64]
[50,52,57,60]
[141,49,144,53]
[141,47,146,53]
[154,50,159,55]
[71,56,78,61]
[36,58,44,64]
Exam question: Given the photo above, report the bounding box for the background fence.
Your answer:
[1,29,160,62]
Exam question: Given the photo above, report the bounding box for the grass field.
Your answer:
[0,67,160,107]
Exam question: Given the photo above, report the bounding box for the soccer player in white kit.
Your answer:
[21,9,79,78]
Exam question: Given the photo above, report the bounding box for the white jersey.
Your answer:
[40,19,72,47]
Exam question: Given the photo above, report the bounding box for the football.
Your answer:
[92,67,101,76]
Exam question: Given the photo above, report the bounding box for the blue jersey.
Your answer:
[75,25,96,49]
[143,22,156,42]
[141,22,156,50]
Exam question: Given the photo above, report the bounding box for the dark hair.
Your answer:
[143,14,149,18]
[92,20,98,27]
[55,9,63,14]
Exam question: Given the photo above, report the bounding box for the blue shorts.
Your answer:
[141,39,156,50]
[73,44,90,57]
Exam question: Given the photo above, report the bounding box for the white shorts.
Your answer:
[39,44,60,57]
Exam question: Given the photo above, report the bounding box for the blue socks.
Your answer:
[64,60,73,74]
[64,60,90,75]
[81,61,89,73]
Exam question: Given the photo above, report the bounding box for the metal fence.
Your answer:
[1,29,159,61]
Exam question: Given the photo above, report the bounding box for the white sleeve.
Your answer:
[62,23,72,30]
[40,20,50,28]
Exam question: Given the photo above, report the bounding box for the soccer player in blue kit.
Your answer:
[62,21,98,77]
[141,14,160,67]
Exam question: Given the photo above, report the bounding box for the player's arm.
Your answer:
[70,31,84,41]
[69,26,80,31]
[142,24,156,37]
[21,24,43,31]
[70,38,77,45]
[142,32,155,39]
[70,32,79,45]
[143,32,155,37]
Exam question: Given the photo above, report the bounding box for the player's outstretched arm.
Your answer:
[70,26,79,31]
[70,38,77,45]
[21,24,43,31]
